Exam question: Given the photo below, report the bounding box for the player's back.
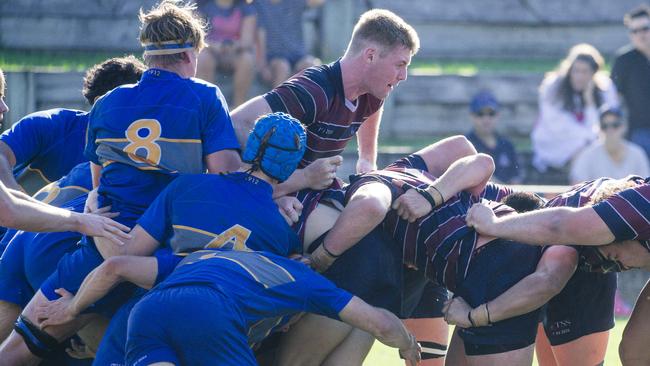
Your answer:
[85,68,234,212]
[157,249,352,345]
[139,173,301,256]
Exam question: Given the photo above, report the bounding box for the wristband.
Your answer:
[321,241,340,258]
[401,182,437,208]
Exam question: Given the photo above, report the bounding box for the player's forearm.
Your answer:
[356,110,381,166]
[370,308,415,350]
[0,189,81,232]
[434,153,494,201]
[487,271,565,323]
[273,169,306,198]
[69,262,123,316]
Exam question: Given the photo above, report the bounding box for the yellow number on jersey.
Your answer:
[206,224,252,251]
[124,119,162,165]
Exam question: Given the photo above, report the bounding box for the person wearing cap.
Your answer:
[570,106,650,184]
[465,90,523,184]
[0,1,241,364]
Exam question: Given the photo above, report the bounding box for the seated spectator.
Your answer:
[254,0,324,87]
[196,0,256,107]
[531,43,619,173]
[570,106,650,184]
[465,90,523,184]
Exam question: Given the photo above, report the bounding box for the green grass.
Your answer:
[364,318,627,365]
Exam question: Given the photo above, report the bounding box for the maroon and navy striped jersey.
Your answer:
[592,176,650,243]
[263,60,383,168]
[344,154,513,290]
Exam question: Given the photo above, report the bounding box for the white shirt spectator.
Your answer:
[570,140,650,183]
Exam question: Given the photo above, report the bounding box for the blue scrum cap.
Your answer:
[242,112,306,182]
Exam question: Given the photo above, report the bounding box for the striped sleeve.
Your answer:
[592,184,650,241]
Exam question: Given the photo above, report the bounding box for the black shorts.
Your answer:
[400,269,448,319]
[542,270,616,346]
[456,240,542,354]
[308,227,403,314]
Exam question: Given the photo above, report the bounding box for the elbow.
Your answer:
[475,153,496,180]
[446,135,477,158]
[100,256,128,282]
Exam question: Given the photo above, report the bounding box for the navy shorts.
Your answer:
[308,227,402,314]
[400,269,448,319]
[0,230,80,307]
[455,240,542,354]
[542,270,616,345]
[126,285,256,366]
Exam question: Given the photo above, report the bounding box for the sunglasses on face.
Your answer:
[600,120,624,130]
[475,110,497,118]
[629,25,650,34]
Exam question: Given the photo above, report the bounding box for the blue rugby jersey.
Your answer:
[85,68,239,210]
[137,173,301,256]
[155,249,353,346]
[0,109,88,195]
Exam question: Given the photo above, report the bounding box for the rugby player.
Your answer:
[0,1,241,363]
[231,8,420,197]
[35,248,422,366]
[465,177,650,365]
[0,57,145,195]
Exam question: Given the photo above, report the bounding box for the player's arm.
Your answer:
[0,141,20,190]
[443,246,577,327]
[95,224,160,259]
[0,180,130,244]
[36,256,157,328]
[356,108,382,173]
[231,96,273,150]
[339,296,421,365]
[466,203,616,246]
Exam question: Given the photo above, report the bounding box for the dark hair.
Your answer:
[82,56,146,105]
[550,44,606,113]
[624,4,650,26]
[599,105,624,123]
[501,192,546,213]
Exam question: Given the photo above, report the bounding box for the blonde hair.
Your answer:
[348,9,420,56]
[589,179,640,205]
[139,0,206,66]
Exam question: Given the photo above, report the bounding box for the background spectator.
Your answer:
[254,0,324,87]
[196,0,256,107]
[570,106,649,184]
[531,43,618,174]
[611,4,650,158]
[465,90,523,184]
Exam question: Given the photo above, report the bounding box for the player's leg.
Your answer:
[551,331,609,366]
[276,314,354,366]
[232,48,255,107]
[403,318,448,365]
[0,290,94,365]
[446,328,468,366]
[619,279,650,366]
[0,302,20,342]
[321,328,374,366]
[412,135,478,177]
[466,344,534,366]
[0,235,30,342]
[535,323,558,366]
[268,57,292,87]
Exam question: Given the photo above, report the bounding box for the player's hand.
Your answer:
[83,189,99,213]
[36,288,77,328]
[442,297,472,328]
[465,202,499,236]
[74,212,131,246]
[276,196,303,225]
[66,337,96,359]
[309,245,337,273]
[356,157,376,174]
[301,156,343,190]
[399,333,421,366]
[392,180,432,223]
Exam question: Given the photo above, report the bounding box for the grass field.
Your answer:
[363,318,628,365]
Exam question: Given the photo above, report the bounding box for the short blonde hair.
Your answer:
[348,9,420,56]
[590,179,640,205]
[139,0,206,66]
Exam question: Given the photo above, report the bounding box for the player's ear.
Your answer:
[363,47,376,63]
[180,50,191,64]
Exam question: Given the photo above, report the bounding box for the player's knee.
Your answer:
[445,135,476,157]
[350,191,390,222]
[475,153,495,174]
[13,315,62,359]
[619,332,650,366]
[419,340,447,361]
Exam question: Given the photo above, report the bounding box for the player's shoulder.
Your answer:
[18,108,87,123]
